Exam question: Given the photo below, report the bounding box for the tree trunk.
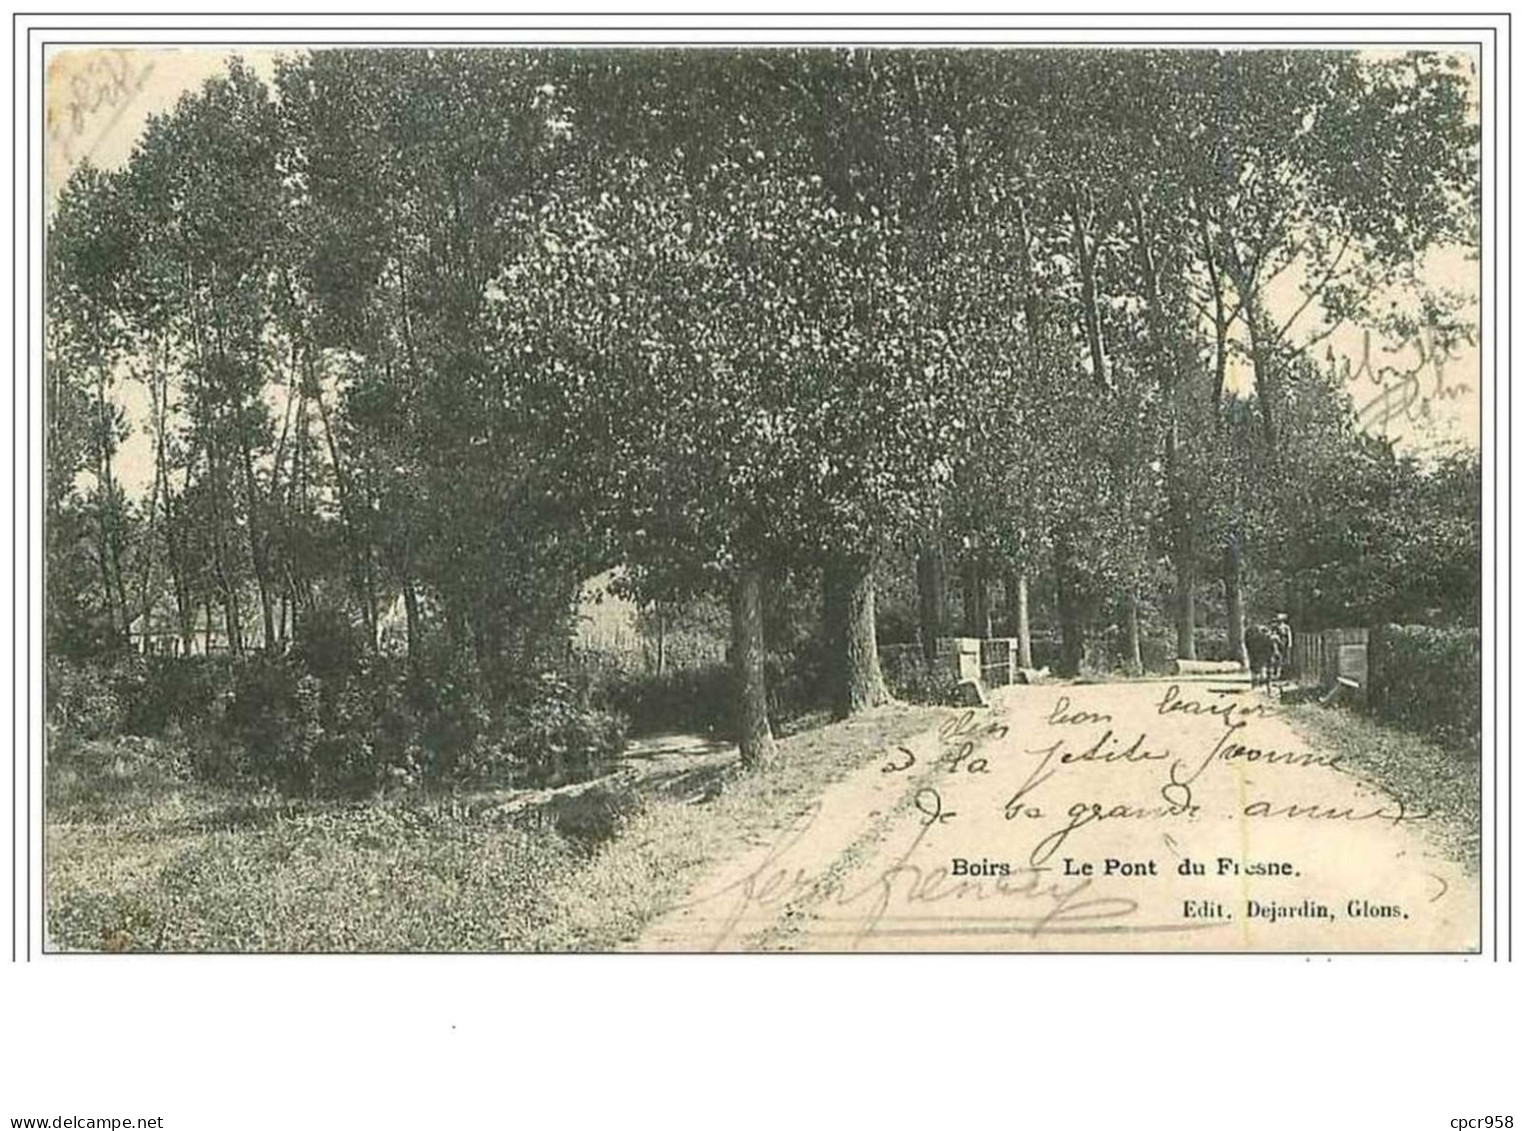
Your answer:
[310,363,378,648]
[283,566,303,646]
[826,557,890,719]
[155,414,194,655]
[239,435,277,651]
[1069,188,1110,392]
[175,580,195,656]
[915,545,946,663]
[1224,534,1249,670]
[1130,195,1197,664]
[92,370,131,644]
[135,423,165,649]
[403,577,422,664]
[209,484,244,656]
[223,590,242,656]
[1194,198,1233,410]
[1243,300,1279,449]
[1016,196,1045,359]
[162,470,194,654]
[101,498,131,645]
[93,513,119,642]
[1123,590,1143,675]
[730,565,775,767]
[1013,569,1033,669]
[1174,555,1197,662]
[1055,540,1084,677]
[1057,589,1083,677]
[961,553,990,638]
[1172,449,1197,661]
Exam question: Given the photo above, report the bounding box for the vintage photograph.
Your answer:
[42,43,1482,953]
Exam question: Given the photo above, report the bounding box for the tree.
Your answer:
[47,165,140,650]
[120,58,288,654]
[281,49,606,675]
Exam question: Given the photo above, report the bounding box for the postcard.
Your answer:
[35,39,1484,955]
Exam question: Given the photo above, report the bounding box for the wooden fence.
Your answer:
[1288,627,1369,691]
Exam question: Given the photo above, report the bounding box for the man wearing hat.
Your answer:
[1271,613,1294,681]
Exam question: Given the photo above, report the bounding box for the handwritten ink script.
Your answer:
[46,50,155,187]
[1329,328,1474,436]
[646,681,1477,952]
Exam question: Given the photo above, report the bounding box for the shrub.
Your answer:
[218,653,464,796]
[1025,635,1065,672]
[1191,628,1235,663]
[220,655,322,792]
[49,653,250,748]
[216,651,628,797]
[1078,630,1175,676]
[882,651,961,705]
[217,655,395,795]
[46,657,128,743]
[879,643,963,704]
[123,655,241,735]
[1368,624,1481,753]
[487,673,627,788]
[547,783,644,848]
[599,665,733,736]
[53,636,633,799]
[401,652,495,785]
[291,605,369,679]
[766,632,831,724]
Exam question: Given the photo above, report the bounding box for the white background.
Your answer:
[4,6,1517,1127]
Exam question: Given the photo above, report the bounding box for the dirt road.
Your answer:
[638,680,1479,952]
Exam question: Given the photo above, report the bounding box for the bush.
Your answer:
[1368,624,1481,753]
[53,637,634,799]
[1191,628,1235,663]
[547,783,644,848]
[599,665,733,736]
[46,657,128,743]
[1078,630,1176,676]
[1025,635,1065,672]
[220,655,324,793]
[217,654,417,796]
[487,672,627,788]
[881,649,961,705]
[123,655,241,735]
[214,652,628,797]
[766,633,831,725]
[47,653,242,745]
[291,606,369,679]
[402,651,495,785]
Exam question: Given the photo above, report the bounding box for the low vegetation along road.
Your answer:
[45,679,1477,953]
[639,681,1479,952]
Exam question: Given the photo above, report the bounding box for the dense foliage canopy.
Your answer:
[46,47,1480,763]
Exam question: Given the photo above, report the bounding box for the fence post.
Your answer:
[1367,624,1387,713]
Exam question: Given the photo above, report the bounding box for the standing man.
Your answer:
[1272,613,1294,682]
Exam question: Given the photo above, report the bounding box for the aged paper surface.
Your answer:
[641,688,1477,952]
[40,43,1482,955]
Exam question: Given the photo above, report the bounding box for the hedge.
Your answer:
[1368,624,1481,753]
[46,651,627,797]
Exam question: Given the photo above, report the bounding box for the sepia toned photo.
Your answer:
[41,42,1483,954]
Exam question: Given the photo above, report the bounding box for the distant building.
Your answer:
[127,608,230,656]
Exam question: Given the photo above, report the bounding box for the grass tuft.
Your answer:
[1280,702,1480,874]
[46,703,950,952]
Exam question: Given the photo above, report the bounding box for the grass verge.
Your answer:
[1280,702,1480,874]
[45,702,948,952]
